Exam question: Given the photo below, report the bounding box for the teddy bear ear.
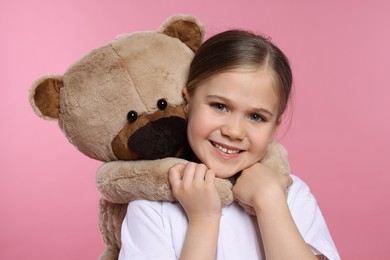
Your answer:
[158,14,204,52]
[29,75,63,120]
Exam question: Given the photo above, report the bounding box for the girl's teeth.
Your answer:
[213,143,239,154]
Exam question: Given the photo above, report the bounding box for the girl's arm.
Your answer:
[169,163,222,260]
[233,163,323,260]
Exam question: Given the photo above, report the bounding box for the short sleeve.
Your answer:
[119,200,177,260]
[288,175,340,260]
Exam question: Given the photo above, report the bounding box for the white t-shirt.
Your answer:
[119,175,340,260]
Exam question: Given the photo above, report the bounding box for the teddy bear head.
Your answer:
[30,15,203,162]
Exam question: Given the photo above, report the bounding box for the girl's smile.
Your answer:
[211,140,241,155]
[184,67,280,179]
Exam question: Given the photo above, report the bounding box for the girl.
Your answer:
[119,30,339,260]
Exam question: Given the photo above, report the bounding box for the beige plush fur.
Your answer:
[29,15,290,259]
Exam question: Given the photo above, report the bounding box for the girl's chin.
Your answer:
[203,160,242,178]
[214,169,239,179]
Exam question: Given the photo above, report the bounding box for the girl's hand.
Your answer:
[169,162,222,222]
[232,163,293,211]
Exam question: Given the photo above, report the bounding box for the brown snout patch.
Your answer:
[112,106,187,160]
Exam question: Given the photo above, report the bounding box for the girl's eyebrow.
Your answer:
[205,95,274,117]
[252,107,274,117]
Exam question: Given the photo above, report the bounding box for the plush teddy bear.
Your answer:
[29,15,290,259]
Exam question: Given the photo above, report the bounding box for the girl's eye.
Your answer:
[248,113,265,122]
[212,103,228,112]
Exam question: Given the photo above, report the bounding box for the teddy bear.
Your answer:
[29,14,290,259]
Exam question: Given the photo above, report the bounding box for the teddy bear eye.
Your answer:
[127,110,138,123]
[157,99,168,110]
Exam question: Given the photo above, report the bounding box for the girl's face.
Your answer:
[184,68,280,179]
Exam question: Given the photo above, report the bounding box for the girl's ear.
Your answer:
[182,87,190,114]
[271,119,281,141]
[182,87,190,103]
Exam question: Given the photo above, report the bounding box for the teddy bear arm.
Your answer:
[96,158,189,204]
[214,178,234,207]
[97,158,235,207]
[260,142,290,175]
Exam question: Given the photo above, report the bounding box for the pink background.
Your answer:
[1,0,389,259]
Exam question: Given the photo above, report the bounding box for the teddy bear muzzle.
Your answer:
[111,106,188,161]
[127,116,187,160]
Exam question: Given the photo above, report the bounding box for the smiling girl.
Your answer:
[119,30,339,260]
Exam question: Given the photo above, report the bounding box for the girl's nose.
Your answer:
[221,116,245,140]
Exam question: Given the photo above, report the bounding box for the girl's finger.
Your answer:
[193,164,207,183]
[182,162,196,183]
[168,163,186,184]
[205,169,216,183]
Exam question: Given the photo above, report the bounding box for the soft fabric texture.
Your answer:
[29,14,291,259]
[119,175,340,260]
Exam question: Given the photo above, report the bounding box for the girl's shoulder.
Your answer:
[287,175,340,260]
[289,175,312,193]
[287,174,318,206]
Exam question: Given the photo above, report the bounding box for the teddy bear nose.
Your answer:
[127,116,187,160]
